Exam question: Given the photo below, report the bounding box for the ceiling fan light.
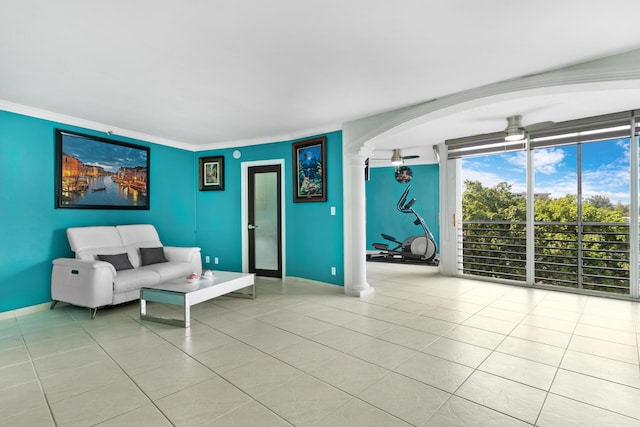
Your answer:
[505,132,525,142]
[505,115,526,142]
[390,149,404,165]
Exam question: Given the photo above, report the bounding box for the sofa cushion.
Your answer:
[97,253,134,271]
[140,261,194,281]
[140,247,168,266]
[117,225,163,267]
[113,269,160,294]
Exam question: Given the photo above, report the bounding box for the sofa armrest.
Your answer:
[51,258,116,309]
[164,246,202,273]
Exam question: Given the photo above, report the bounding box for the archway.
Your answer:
[341,49,640,296]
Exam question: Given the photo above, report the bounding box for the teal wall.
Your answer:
[366,164,440,251]
[0,110,196,312]
[0,109,344,313]
[195,131,344,285]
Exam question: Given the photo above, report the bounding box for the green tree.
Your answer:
[462,181,525,221]
[585,195,613,209]
[462,181,630,293]
[534,194,577,222]
[462,181,526,280]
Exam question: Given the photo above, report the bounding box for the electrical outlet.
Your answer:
[331,266,336,275]
[205,256,210,264]
[214,257,219,265]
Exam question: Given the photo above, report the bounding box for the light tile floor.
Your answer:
[2,263,640,426]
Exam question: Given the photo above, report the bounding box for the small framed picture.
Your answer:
[292,137,326,202]
[199,156,224,191]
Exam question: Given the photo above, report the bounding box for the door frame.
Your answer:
[241,159,286,277]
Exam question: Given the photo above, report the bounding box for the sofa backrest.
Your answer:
[67,224,163,268]
[116,224,163,267]
[67,226,127,261]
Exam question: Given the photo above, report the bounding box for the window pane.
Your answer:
[533,145,578,288]
[581,139,630,223]
[533,145,577,222]
[461,152,526,281]
[581,138,630,294]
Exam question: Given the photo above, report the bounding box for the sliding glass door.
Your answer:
[450,109,638,297]
[533,139,630,294]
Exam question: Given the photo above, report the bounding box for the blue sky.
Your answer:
[62,134,148,172]
[462,138,632,205]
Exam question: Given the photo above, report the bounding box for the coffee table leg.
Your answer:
[227,283,256,300]
[140,288,190,328]
[183,294,191,328]
[140,295,147,317]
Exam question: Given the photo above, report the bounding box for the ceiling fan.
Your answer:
[504,114,555,141]
[370,148,420,166]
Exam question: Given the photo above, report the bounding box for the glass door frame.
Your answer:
[240,159,286,278]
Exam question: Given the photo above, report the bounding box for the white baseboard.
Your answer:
[0,302,52,321]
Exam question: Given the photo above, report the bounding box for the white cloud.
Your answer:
[506,152,527,169]
[533,148,566,174]
[505,148,566,175]
[582,168,630,204]
[534,177,576,199]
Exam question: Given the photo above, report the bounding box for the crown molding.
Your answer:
[191,123,342,152]
[0,100,195,151]
[0,99,341,152]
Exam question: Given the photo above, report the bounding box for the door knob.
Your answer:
[248,224,260,230]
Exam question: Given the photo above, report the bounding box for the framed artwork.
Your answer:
[199,156,224,191]
[55,129,150,209]
[292,136,326,202]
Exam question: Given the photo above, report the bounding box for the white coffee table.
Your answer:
[140,271,255,327]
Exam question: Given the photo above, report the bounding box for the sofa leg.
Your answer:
[50,300,58,310]
[90,308,97,319]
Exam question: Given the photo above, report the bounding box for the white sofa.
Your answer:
[51,224,201,318]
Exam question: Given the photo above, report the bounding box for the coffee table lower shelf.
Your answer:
[140,271,255,327]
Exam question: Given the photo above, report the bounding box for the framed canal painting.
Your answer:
[292,137,326,202]
[55,129,150,209]
[199,156,224,191]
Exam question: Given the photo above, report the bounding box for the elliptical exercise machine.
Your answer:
[367,185,438,265]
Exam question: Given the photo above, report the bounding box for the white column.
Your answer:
[526,138,535,285]
[343,146,374,297]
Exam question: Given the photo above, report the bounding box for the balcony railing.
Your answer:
[460,221,630,295]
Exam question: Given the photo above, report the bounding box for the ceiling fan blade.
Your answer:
[526,121,555,132]
[403,155,420,160]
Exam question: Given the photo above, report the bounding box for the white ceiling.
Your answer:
[2,1,640,159]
